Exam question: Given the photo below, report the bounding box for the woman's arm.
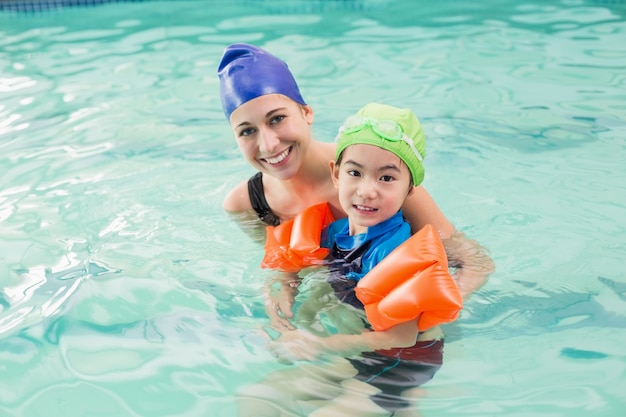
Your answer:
[443,230,495,299]
[403,186,495,299]
[223,180,269,244]
[402,186,455,237]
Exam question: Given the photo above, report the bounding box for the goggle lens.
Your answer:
[343,116,402,141]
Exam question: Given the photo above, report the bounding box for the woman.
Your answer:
[217,43,494,330]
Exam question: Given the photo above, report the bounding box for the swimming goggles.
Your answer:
[335,115,423,162]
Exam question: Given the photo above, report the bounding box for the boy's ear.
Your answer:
[329,160,340,189]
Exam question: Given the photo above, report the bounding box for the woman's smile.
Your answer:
[262,146,292,166]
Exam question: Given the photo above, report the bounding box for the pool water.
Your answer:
[1,0,625,416]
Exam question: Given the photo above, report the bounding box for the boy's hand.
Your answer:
[265,287,296,331]
[269,329,321,363]
[264,274,301,331]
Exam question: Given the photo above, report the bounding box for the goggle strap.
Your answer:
[402,135,423,162]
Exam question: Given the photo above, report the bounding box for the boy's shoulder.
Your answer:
[321,217,349,248]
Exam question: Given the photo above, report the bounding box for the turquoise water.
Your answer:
[1,0,625,416]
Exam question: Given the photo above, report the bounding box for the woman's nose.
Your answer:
[258,128,280,153]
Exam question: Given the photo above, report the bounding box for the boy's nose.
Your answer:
[357,179,378,199]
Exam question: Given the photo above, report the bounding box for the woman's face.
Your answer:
[229,94,314,181]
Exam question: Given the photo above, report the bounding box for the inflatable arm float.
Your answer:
[355,224,463,332]
[261,202,334,272]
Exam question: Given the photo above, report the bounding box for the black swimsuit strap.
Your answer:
[247,172,281,226]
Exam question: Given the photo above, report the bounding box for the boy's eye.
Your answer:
[347,170,361,177]
[380,175,394,182]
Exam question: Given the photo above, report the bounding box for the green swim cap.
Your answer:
[335,103,426,186]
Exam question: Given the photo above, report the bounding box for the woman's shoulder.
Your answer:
[316,140,337,155]
[402,186,455,237]
[223,178,253,212]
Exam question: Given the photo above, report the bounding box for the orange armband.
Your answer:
[355,224,463,332]
[261,202,335,272]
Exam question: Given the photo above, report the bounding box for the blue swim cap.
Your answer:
[217,43,307,119]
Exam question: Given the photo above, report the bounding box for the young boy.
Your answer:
[244,103,462,416]
[322,102,427,313]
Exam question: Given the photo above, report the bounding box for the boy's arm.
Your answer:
[264,271,301,331]
[223,192,301,329]
[269,320,420,362]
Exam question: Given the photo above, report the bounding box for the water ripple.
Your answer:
[0,1,625,416]
[0,246,120,339]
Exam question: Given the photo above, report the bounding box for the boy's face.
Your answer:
[330,144,413,236]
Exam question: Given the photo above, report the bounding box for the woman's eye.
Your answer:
[239,127,255,137]
[270,115,285,124]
